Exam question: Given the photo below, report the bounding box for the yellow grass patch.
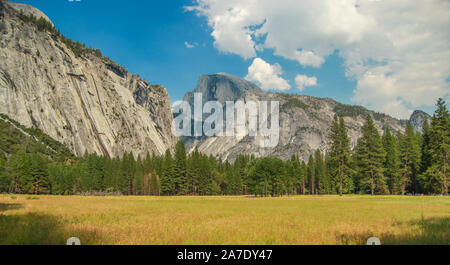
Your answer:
[0,195,448,245]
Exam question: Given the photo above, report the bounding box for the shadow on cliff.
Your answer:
[337,217,450,245]
[0,202,102,245]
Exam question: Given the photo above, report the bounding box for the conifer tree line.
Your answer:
[0,99,448,196]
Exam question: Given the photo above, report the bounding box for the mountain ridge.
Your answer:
[183,73,419,161]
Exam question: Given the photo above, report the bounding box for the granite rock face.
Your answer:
[0,1,177,158]
[409,110,431,133]
[184,73,262,105]
[183,73,408,162]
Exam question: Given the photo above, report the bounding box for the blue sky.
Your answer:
[15,1,355,102]
[15,0,449,118]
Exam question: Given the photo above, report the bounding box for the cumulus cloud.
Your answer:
[245,58,291,91]
[296,75,318,91]
[186,0,450,119]
[352,71,413,119]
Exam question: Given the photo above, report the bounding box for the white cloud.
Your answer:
[184,41,197,49]
[295,75,317,91]
[293,50,325,68]
[186,0,450,119]
[352,71,413,119]
[186,2,259,58]
[245,58,291,91]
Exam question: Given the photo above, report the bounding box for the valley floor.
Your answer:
[0,195,448,245]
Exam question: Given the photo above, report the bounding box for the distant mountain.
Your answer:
[183,73,262,105]
[183,73,409,161]
[409,110,431,133]
[0,1,177,158]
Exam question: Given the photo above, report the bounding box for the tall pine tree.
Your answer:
[307,155,315,195]
[382,128,401,194]
[422,99,449,194]
[315,150,328,194]
[160,150,175,195]
[174,140,187,195]
[398,123,421,194]
[328,115,353,196]
[356,115,387,195]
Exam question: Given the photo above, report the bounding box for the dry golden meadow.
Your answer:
[0,195,448,245]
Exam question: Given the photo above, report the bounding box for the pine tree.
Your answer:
[271,158,286,197]
[247,158,271,197]
[307,155,315,195]
[150,173,160,196]
[29,154,50,194]
[246,158,286,197]
[328,115,353,196]
[288,155,302,195]
[198,153,213,195]
[160,150,175,195]
[121,153,136,195]
[398,124,422,194]
[420,118,432,174]
[382,128,401,194]
[356,115,387,195]
[314,150,328,194]
[174,140,187,195]
[134,155,144,195]
[187,148,201,195]
[208,155,223,195]
[9,151,31,194]
[0,153,9,193]
[300,161,307,195]
[422,98,449,194]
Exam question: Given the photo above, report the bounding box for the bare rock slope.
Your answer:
[409,110,431,133]
[0,1,176,158]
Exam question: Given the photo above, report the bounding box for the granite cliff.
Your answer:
[0,1,176,158]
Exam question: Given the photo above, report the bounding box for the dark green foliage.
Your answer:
[174,140,187,195]
[355,115,388,195]
[0,153,10,192]
[382,128,402,194]
[315,150,330,194]
[420,119,432,176]
[398,124,422,194]
[286,155,302,195]
[0,114,74,162]
[8,151,49,194]
[246,157,286,197]
[420,99,449,195]
[0,114,73,162]
[307,155,315,195]
[160,150,175,195]
[328,115,354,195]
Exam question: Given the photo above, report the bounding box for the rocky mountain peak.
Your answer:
[185,73,262,104]
[409,110,431,133]
[8,1,54,26]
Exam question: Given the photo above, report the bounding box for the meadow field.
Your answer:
[0,195,448,245]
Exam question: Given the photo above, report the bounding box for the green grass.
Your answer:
[0,195,448,245]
